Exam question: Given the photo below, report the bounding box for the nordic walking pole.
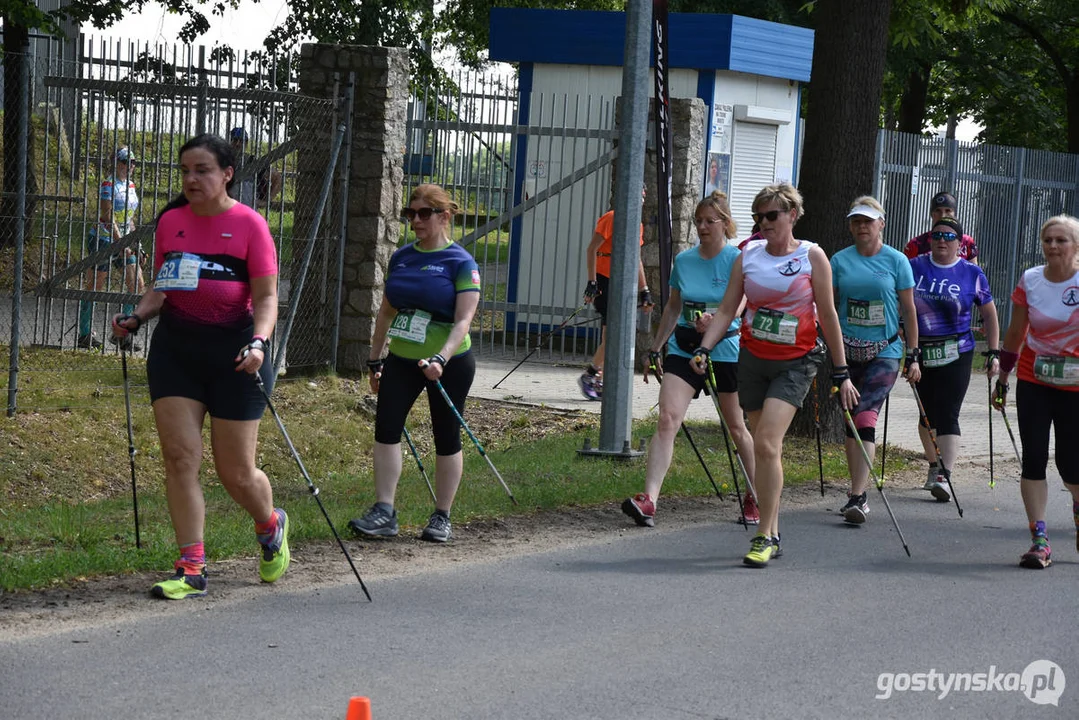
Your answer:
[254,375,372,601]
[835,390,911,557]
[704,360,756,527]
[492,303,589,389]
[812,377,824,496]
[402,425,437,503]
[992,382,1022,465]
[646,355,724,500]
[987,375,995,489]
[422,361,518,505]
[909,382,963,518]
[119,341,142,549]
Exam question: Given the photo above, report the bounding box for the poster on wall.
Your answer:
[704,152,730,197]
[711,103,733,155]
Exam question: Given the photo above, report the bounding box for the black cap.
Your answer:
[931,192,957,211]
[932,216,964,238]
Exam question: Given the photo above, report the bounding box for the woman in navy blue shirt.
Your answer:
[349,184,481,543]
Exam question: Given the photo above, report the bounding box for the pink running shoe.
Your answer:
[740,492,760,525]
[621,493,655,527]
[1020,538,1052,569]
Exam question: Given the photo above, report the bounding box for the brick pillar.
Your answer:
[297,43,408,373]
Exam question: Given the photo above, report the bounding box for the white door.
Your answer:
[729,122,778,239]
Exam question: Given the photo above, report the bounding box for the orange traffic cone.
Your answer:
[346,696,371,720]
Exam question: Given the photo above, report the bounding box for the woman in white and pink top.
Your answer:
[995,214,1079,570]
[692,182,856,568]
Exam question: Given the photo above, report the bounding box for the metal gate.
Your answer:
[404,70,619,365]
[3,38,345,358]
[875,130,1079,328]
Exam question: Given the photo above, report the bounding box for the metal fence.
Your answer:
[1,37,348,413]
[874,130,1079,328]
[404,69,618,366]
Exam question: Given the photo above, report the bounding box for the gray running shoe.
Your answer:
[930,480,952,502]
[109,334,142,352]
[348,503,399,538]
[420,512,452,543]
[77,333,103,350]
[923,464,939,491]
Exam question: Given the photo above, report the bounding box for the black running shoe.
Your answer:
[348,503,399,537]
[841,492,869,524]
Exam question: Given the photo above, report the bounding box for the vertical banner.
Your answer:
[652,0,673,309]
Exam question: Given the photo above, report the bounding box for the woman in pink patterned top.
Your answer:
[111,133,289,600]
[995,215,1079,570]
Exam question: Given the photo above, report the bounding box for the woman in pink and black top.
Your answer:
[112,133,289,600]
[692,182,856,568]
[995,215,1079,570]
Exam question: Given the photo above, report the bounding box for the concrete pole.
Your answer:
[597,0,650,454]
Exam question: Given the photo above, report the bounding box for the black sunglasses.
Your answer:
[401,207,445,222]
[751,210,783,223]
[931,231,958,241]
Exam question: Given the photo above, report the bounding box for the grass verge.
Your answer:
[0,355,917,592]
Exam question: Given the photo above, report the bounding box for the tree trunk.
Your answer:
[790,0,893,441]
[1068,74,1079,154]
[896,63,931,134]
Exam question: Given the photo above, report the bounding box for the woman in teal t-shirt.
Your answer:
[621,191,757,528]
[831,196,919,525]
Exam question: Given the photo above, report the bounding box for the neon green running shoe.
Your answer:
[150,567,208,600]
[259,508,290,583]
[743,533,776,568]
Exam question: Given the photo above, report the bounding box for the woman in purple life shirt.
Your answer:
[909,217,1000,501]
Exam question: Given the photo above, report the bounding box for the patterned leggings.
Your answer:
[844,356,900,443]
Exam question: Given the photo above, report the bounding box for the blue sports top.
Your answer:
[384,241,481,359]
[910,254,993,353]
[831,244,914,360]
[667,243,741,362]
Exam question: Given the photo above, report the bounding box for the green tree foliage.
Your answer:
[986,3,1079,152]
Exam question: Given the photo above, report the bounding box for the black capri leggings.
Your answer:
[374,351,476,455]
[1016,379,1079,484]
[916,350,974,436]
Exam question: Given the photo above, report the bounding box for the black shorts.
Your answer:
[662,354,738,398]
[593,275,610,325]
[146,315,273,421]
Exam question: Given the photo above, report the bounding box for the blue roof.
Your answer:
[488,8,813,82]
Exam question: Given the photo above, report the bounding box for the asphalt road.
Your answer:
[1,473,1074,719]
[0,359,1070,719]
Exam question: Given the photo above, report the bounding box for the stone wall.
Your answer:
[641,97,706,296]
[297,43,408,373]
[613,97,706,355]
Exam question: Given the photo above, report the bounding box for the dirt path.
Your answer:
[0,465,933,641]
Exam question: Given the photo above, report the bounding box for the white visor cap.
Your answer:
[847,204,884,220]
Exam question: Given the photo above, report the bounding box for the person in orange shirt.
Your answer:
[579,186,654,399]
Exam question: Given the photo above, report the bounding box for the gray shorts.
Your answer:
[737,344,825,412]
